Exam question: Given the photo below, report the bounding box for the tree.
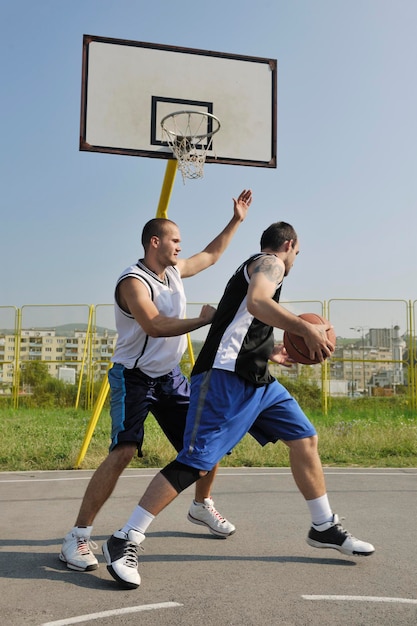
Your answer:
[21,361,50,388]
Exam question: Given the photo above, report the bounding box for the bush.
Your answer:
[18,361,107,409]
[279,376,322,411]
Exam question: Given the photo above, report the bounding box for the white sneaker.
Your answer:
[102,529,145,589]
[187,498,236,538]
[307,514,375,556]
[59,526,98,571]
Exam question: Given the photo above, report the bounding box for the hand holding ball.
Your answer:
[283,313,336,365]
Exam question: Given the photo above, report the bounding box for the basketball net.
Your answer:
[161,111,221,183]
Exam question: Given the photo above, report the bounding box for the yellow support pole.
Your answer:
[186,332,196,368]
[74,371,110,468]
[408,300,416,411]
[75,305,94,410]
[322,300,330,415]
[13,307,21,409]
[156,159,196,365]
[156,159,178,218]
[74,159,179,467]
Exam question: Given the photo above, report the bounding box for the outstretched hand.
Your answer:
[233,189,252,221]
[269,344,295,368]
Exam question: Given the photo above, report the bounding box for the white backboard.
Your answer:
[80,35,277,168]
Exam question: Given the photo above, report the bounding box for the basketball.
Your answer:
[283,313,336,365]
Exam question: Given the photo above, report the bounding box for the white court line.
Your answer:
[303,595,417,605]
[1,469,417,484]
[41,601,183,625]
[0,475,160,484]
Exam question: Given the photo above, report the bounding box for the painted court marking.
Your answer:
[41,601,183,626]
[1,469,416,484]
[303,595,417,605]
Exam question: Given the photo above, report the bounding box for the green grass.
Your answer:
[1,401,417,471]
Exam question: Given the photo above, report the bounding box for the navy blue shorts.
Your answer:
[177,369,317,471]
[108,363,190,455]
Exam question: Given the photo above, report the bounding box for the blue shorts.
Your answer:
[108,363,190,455]
[176,369,317,471]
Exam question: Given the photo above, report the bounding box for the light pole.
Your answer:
[350,326,368,394]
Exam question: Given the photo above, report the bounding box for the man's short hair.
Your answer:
[260,221,297,250]
[141,218,177,250]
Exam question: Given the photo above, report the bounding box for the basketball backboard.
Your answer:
[80,35,277,168]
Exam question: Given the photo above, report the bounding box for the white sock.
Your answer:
[306,494,333,526]
[121,505,155,535]
[194,497,211,505]
[74,525,93,537]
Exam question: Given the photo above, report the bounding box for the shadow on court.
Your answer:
[1,467,416,625]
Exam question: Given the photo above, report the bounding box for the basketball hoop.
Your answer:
[160,111,221,183]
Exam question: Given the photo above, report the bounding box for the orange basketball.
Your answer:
[283,313,336,365]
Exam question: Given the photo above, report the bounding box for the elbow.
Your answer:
[147,325,168,338]
[205,256,217,269]
[204,251,218,268]
[142,323,164,338]
[247,300,259,317]
[247,296,266,320]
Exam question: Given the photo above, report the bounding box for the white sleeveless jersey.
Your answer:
[111,261,187,377]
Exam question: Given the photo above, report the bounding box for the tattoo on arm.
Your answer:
[252,257,284,284]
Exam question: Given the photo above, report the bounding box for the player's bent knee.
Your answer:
[160,460,201,494]
[111,443,137,464]
[283,435,318,451]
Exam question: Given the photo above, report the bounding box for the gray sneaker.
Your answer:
[307,514,375,556]
[59,527,98,571]
[187,498,236,538]
[102,529,145,589]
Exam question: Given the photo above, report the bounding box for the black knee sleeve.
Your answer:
[160,460,201,494]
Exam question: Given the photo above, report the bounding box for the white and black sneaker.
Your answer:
[307,514,375,556]
[102,529,144,589]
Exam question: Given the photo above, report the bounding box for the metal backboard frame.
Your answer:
[80,35,277,168]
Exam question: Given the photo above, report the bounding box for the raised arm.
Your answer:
[246,256,334,362]
[177,189,252,278]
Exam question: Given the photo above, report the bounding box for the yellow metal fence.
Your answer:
[0,300,416,411]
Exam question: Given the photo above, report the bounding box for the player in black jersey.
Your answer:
[102,220,375,590]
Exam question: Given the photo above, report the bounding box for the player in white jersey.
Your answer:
[59,189,252,573]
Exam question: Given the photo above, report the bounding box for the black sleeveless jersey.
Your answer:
[192,253,283,386]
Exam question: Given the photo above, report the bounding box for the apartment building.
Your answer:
[270,326,407,397]
[0,328,117,391]
[0,325,409,397]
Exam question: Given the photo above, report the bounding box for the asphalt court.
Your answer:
[1,467,417,625]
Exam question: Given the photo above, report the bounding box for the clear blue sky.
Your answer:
[1,0,416,337]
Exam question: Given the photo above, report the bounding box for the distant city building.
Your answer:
[367,328,393,349]
[271,325,407,397]
[0,324,409,398]
[0,327,117,391]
